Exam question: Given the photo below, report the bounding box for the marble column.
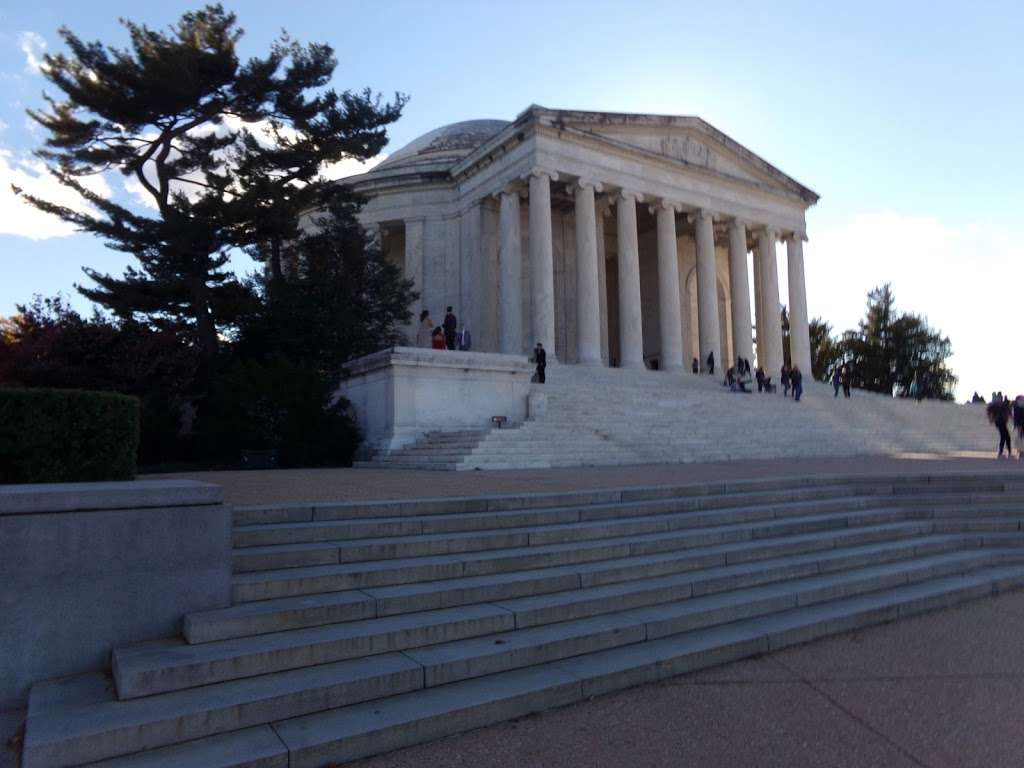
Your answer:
[693,209,722,372]
[498,187,523,354]
[752,245,763,366]
[615,189,645,368]
[528,168,558,358]
[596,201,610,365]
[786,232,812,377]
[653,200,684,371]
[571,178,604,366]
[727,219,754,368]
[404,219,425,342]
[756,227,784,376]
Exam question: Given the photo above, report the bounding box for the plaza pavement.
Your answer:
[343,589,1024,768]
[151,452,1024,505]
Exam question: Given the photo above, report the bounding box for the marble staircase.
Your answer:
[20,474,1024,767]
[361,366,995,470]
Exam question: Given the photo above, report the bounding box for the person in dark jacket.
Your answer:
[781,364,791,397]
[706,351,715,376]
[533,342,547,383]
[443,306,458,350]
[988,395,1013,458]
[791,366,803,402]
[692,358,699,374]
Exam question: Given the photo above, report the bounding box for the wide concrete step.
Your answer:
[111,604,513,700]
[262,565,1024,766]
[228,519,945,602]
[187,533,977,643]
[228,475,1019,526]
[36,551,1021,767]
[115,546,1021,703]
[229,499,944,572]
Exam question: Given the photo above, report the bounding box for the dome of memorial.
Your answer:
[375,119,510,172]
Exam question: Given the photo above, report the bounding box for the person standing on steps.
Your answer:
[781,364,791,397]
[533,342,547,383]
[840,365,851,398]
[457,324,472,351]
[706,351,715,376]
[692,358,699,374]
[832,368,841,397]
[443,306,458,350]
[987,394,1013,458]
[1014,395,1024,460]
[791,365,803,402]
[416,309,433,348]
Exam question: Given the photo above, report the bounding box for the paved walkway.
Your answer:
[151,452,1024,505]
[347,590,1024,768]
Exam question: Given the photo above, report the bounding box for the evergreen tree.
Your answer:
[808,317,840,381]
[234,192,417,382]
[17,5,405,357]
[838,284,956,399]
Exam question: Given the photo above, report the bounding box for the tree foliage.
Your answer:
[809,284,956,400]
[809,318,839,381]
[18,4,405,357]
[234,193,417,382]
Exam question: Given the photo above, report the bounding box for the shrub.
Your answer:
[194,358,359,468]
[0,387,140,483]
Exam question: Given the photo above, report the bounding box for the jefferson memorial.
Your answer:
[337,106,989,467]
[348,105,814,374]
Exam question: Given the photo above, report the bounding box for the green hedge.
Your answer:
[0,387,140,483]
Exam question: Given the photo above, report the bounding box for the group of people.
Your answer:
[830,366,852,398]
[717,357,803,401]
[987,391,1024,460]
[416,307,471,351]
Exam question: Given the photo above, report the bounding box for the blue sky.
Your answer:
[1,1,1021,400]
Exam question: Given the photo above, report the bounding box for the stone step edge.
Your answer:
[232,472,1022,525]
[33,551,1021,767]
[230,487,1024,545]
[230,497,1024,560]
[229,503,1013,572]
[191,532,980,643]
[266,565,1024,766]
[228,517,943,600]
[112,547,1020,702]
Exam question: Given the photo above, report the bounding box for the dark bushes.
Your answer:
[0,387,140,483]
[194,358,359,468]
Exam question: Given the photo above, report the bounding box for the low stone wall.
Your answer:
[338,346,535,453]
[0,480,231,709]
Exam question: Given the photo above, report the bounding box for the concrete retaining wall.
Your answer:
[339,347,535,453]
[0,480,231,709]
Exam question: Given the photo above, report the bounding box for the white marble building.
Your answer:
[336,106,831,456]
[343,105,818,376]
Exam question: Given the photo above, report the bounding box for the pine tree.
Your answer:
[18,5,405,357]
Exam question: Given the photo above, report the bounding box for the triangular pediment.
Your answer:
[527,108,818,203]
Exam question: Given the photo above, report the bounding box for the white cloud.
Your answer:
[18,31,46,74]
[805,211,1024,402]
[0,148,112,240]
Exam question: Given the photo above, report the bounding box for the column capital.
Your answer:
[785,230,808,243]
[729,217,748,231]
[648,198,683,215]
[686,208,717,225]
[524,167,559,183]
[754,225,779,242]
[615,188,644,204]
[566,177,604,195]
[492,181,526,200]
